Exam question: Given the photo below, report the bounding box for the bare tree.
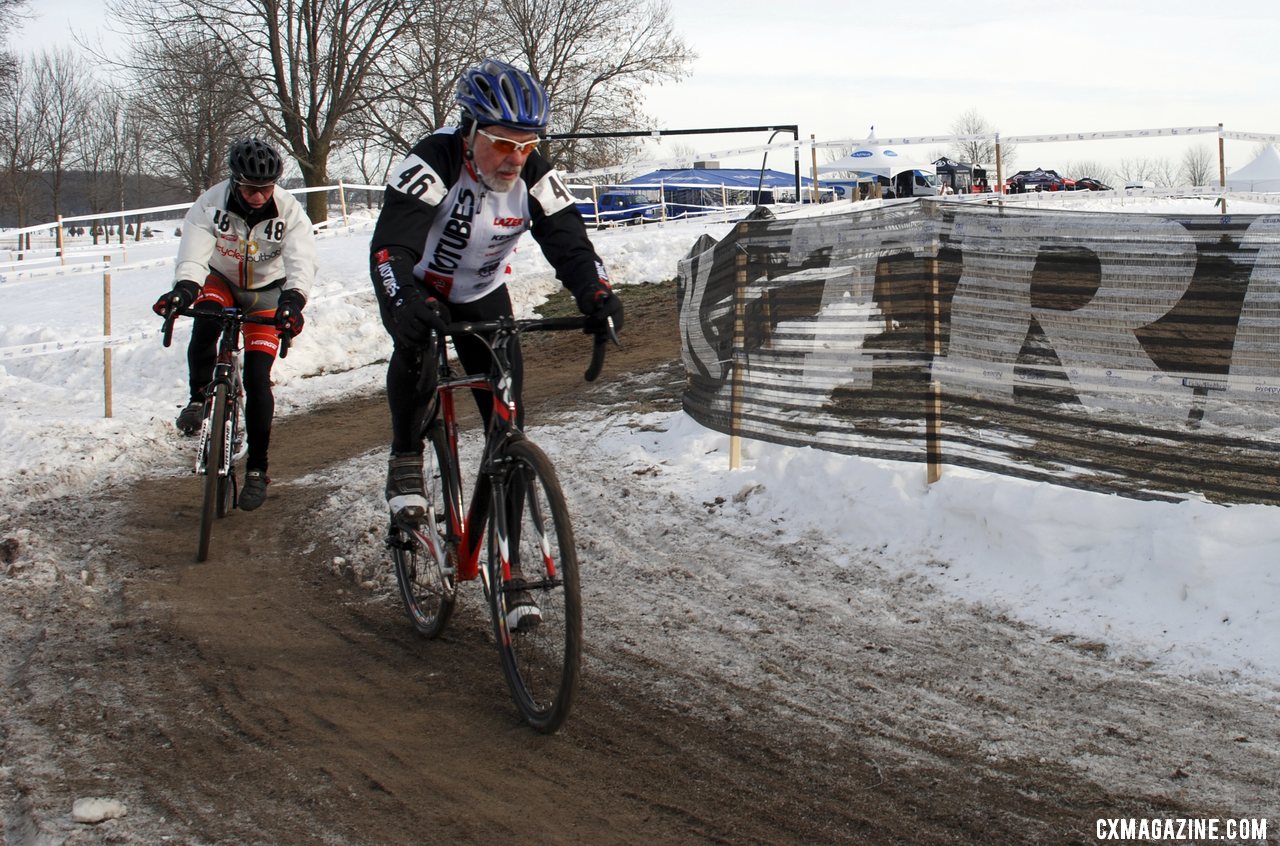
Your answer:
[80,89,127,234]
[0,57,50,238]
[31,47,95,220]
[343,135,396,208]
[352,0,498,152]
[1149,157,1179,188]
[823,145,854,164]
[106,0,417,222]
[127,33,255,196]
[1117,157,1155,185]
[120,98,155,233]
[1180,144,1215,187]
[1063,160,1115,186]
[948,108,1016,170]
[0,0,33,85]
[497,0,696,172]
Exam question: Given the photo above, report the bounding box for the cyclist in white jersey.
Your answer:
[369,58,623,526]
[153,137,317,512]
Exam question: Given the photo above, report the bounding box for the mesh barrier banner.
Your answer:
[677,202,1280,504]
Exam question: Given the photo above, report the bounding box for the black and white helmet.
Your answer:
[227,137,283,185]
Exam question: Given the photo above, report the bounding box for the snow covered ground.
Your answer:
[4,193,1280,693]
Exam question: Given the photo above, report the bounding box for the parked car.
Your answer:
[1006,168,1076,192]
[1074,177,1112,191]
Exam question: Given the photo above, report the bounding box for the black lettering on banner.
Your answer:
[676,205,1280,506]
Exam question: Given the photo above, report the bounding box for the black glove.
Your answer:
[393,285,451,346]
[152,279,200,317]
[275,288,306,336]
[576,280,623,333]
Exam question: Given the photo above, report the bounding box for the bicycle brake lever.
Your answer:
[161,310,176,348]
[585,319,618,383]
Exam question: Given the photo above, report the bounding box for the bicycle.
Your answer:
[387,314,615,733]
[162,305,292,563]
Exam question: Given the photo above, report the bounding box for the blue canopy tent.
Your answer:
[618,167,823,219]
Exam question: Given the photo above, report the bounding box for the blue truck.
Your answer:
[574,192,660,227]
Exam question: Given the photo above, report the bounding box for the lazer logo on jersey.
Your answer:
[426,189,477,277]
[492,216,524,228]
[374,248,400,300]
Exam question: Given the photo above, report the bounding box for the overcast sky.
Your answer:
[642,0,1279,171]
[15,0,1280,173]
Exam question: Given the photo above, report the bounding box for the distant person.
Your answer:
[152,137,319,511]
[368,58,623,630]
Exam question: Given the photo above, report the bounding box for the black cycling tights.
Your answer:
[386,333,524,455]
[188,315,275,474]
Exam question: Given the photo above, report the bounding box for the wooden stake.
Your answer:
[995,135,1005,207]
[1218,123,1228,215]
[926,255,943,483]
[730,243,748,470]
[103,256,113,419]
[810,134,820,203]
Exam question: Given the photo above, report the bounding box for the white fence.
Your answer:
[1,182,383,268]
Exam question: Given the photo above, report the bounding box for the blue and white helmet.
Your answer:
[455,59,550,132]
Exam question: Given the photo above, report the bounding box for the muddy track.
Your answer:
[3,283,1277,845]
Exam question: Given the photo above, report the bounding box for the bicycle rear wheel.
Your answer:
[488,437,581,733]
[197,383,228,562]
[391,423,458,638]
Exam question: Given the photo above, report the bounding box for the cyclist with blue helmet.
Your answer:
[370,59,624,531]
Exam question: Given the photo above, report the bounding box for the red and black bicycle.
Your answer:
[387,315,614,733]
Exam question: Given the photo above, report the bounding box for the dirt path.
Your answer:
[3,284,1278,845]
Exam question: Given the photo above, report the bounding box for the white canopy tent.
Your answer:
[1226,145,1280,192]
[818,146,937,178]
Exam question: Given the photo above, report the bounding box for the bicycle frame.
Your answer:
[418,330,519,587]
[404,316,610,584]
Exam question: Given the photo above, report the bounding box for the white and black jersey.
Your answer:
[369,127,606,308]
[174,179,317,299]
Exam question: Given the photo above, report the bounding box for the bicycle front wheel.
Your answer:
[197,383,228,562]
[215,396,238,518]
[391,423,458,638]
[488,438,581,733]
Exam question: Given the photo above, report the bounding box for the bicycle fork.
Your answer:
[486,458,559,590]
[194,365,235,479]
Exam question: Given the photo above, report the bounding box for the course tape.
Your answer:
[0,285,373,362]
[0,256,176,286]
[565,125,1261,181]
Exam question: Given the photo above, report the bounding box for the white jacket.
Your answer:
[174,179,318,297]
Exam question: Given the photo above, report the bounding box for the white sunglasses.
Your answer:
[475,128,542,155]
